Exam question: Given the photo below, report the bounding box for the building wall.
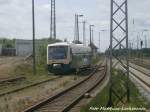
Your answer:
[15,39,33,56]
[0,44,2,56]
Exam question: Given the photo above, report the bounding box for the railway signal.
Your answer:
[140,40,143,63]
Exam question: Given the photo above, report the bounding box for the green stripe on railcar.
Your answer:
[70,53,91,69]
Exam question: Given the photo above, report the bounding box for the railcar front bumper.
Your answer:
[47,64,71,74]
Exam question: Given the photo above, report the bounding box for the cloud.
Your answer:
[0,0,12,5]
[0,0,149,51]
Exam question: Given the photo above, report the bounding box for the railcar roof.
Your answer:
[47,42,90,48]
[48,42,69,47]
[48,42,85,46]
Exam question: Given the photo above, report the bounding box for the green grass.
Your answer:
[13,62,53,82]
[80,69,150,112]
[92,56,101,65]
[0,61,57,95]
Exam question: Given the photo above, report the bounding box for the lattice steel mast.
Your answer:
[74,14,83,44]
[108,0,130,106]
[50,0,56,39]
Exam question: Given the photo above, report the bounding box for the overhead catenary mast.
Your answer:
[89,25,94,45]
[74,14,77,41]
[50,0,56,39]
[32,0,36,75]
[99,32,101,52]
[108,0,130,106]
[74,14,83,44]
[82,21,86,46]
[91,29,94,44]
[145,35,147,48]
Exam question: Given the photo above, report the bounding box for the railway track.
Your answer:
[23,64,106,112]
[118,61,150,87]
[0,76,62,97]
[0,76,26,84]
[129,70,150,88]
[0,68,93,98]
[129,66,150,88]
[128,66,150,101]
[128,63,150,87]
[130,60,150,70]
[119,62,150,92]
[114,59,150,99]
[129,66,150,78]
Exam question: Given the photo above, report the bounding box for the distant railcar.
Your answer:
[47,42,92,74]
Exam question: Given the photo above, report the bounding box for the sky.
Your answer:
[0,0,150,51]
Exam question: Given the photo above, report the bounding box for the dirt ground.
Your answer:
[0,76,83,112]
[0,56,24,78]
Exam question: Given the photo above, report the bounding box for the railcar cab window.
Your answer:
[48,46,68,60]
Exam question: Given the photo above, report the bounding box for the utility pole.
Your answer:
[89,25,92,46]
[82,21,86,46]
[89,25,94,46]
[129,41,131,59]
[108,0,130,106]
[50,0,56,39]
[32,0,36,75]
[76,15,79,41]
[145,35,147,48]
[99,30,107,53]
[137,35,139,50]
[136,35,139,58]
[99,32,101,53]
[91,29,94,44]
[74,14,77,42]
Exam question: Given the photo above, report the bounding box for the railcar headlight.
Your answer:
[53,64,61,67]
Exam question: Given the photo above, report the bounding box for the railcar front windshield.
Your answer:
[48,46,68,60]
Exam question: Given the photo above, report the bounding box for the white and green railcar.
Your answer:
[47,42,92,74]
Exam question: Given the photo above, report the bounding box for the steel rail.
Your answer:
[23,65,106,112]
[61,66,106,112]
[0,76,62,97]
[0,76,26,84]
[129,64,150,77]
[120,62,150,89]
[130,60,150,70]
[130,71,150,88]
[0,63,99,98]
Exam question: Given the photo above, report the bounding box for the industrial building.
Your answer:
[15,39,33,56]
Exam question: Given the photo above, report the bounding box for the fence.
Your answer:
[2,48,16,56]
